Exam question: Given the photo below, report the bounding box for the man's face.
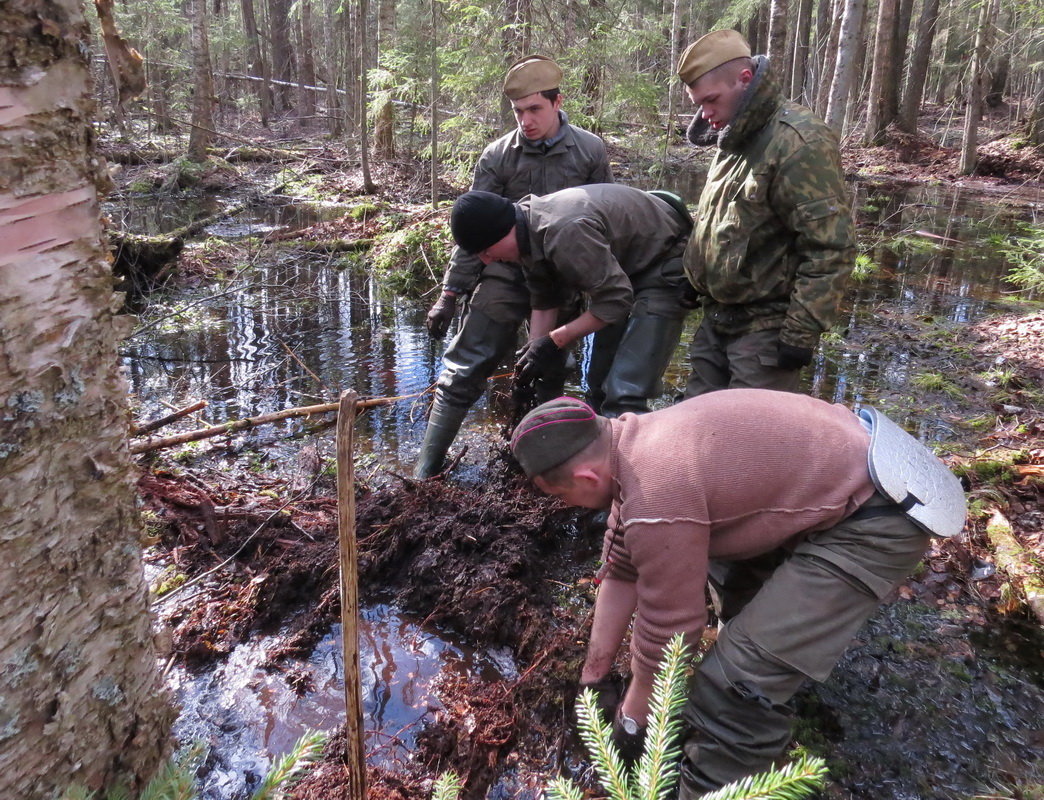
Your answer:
[477,227,520,265]
[512,92,563,141]
[685,67,752,131]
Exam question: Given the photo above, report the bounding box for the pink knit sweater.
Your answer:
[602,389,875,684]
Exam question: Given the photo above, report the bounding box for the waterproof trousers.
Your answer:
[414,289,568,478]
[683,323,803,398]
[586,256,689,417]
[678,495,930,795]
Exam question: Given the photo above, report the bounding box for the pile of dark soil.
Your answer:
[141,450,600,797]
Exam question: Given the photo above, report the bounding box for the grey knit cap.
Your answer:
[510,397,600,478]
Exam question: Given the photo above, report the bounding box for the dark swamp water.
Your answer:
[114,180,1044,798]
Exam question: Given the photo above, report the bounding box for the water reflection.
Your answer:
[171,605,512,799]
[122,181,1033,472]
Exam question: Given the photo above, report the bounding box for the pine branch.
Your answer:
[545,776,586,800]
[139,741,207,800]
[575,689,632,800]
[696,754,829,800]
[634,634,692,800]
[432,771,464,800]
[251,731,328,800]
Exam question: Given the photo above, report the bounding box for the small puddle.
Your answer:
[171,604,514,799]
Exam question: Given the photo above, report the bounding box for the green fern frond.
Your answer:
[634,634,692,800]
[432,770,464,800]
[696,753,829,800]
[575,688,632,800]
[252,731,328,800]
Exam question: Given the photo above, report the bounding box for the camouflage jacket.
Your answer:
[684,56,854,349]
[444,114,613,294]
[519,184,690,324]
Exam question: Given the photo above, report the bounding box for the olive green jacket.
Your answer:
[444,116,613,295]
[684,57,854,350]
[519,184,691,324]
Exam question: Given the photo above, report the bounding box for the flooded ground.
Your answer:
[117,176,1044,799]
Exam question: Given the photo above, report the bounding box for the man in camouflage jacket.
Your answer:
[415,54,612,478]
[677,30,854,396]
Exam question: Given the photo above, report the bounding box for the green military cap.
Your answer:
[676,29,751,86]
[511,396,600,478]
[503,55,563,100]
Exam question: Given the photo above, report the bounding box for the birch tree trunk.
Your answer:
[814,0,842,115]
[790,0,813,102]
[863,0,898,144]
[960,0,998,174]
[0,1,175,797]
[768,0,788,86]
[357,0,375,191]
[898,0,939,132]
[825,0,866,133]
[187,0,215,161]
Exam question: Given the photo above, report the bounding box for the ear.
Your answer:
[572,464,605,491]
[551,93,563,111]
[738,67,754,86]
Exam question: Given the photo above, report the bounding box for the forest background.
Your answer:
[4,0,1044,797]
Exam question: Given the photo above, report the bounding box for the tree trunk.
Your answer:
[863,0,898,144]
[815,0,842,116]
[0,2,175,797]
[267,0,295,111]
[767,0,788,87]
[297,0,317,127]
[898,0,939,132]
[663,0,686,162]
[790,0,813,102]
[500,0,532,126]
[825,0,866,133]
[960,0,997,174]
[985,12,1010,109]
[187,0,215,161]
[889,0,914,120]
[240,0,272,125]
[326,2,345,136]
[1027,86,1044,146]
[357,0,375,191]
[373,0,396,158]
[430,0,439,208]
[378,0,396,45]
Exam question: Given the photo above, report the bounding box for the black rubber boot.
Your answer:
[414,401,468,478]
[601,314,685,416]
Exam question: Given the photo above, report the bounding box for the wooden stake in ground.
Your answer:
[336,390,367,799]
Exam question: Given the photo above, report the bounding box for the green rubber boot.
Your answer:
[414,401,468,479]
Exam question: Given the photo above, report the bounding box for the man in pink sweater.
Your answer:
[510,390,938,794]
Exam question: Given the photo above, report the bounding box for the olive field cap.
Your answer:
[450,190,516,254]
[510,396,600,478]
[676,29,751,86]
[503,55,563,100]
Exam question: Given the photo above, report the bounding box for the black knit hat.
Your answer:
[450,191,517,254]
[510,396,600,478]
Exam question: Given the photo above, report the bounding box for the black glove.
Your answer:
[612,710,647,766]
[514,335,562,386]
[425,293,458,339]
[680,281,702,310]
[777,341,814,370]
[579,673,626,724]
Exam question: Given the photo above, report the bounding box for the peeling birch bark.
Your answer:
[0,1,174,797]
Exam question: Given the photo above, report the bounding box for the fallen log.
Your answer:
[985,506,1044,626]
[130,389,432,454]
[131,400,208,436]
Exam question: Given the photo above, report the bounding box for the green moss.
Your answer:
[369,217,451,296]
[851,252,880,282]
[911,371,963,399]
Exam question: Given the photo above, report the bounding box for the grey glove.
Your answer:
[514,334,562,386]
[777,341,814,370]
[426,293,458,339]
